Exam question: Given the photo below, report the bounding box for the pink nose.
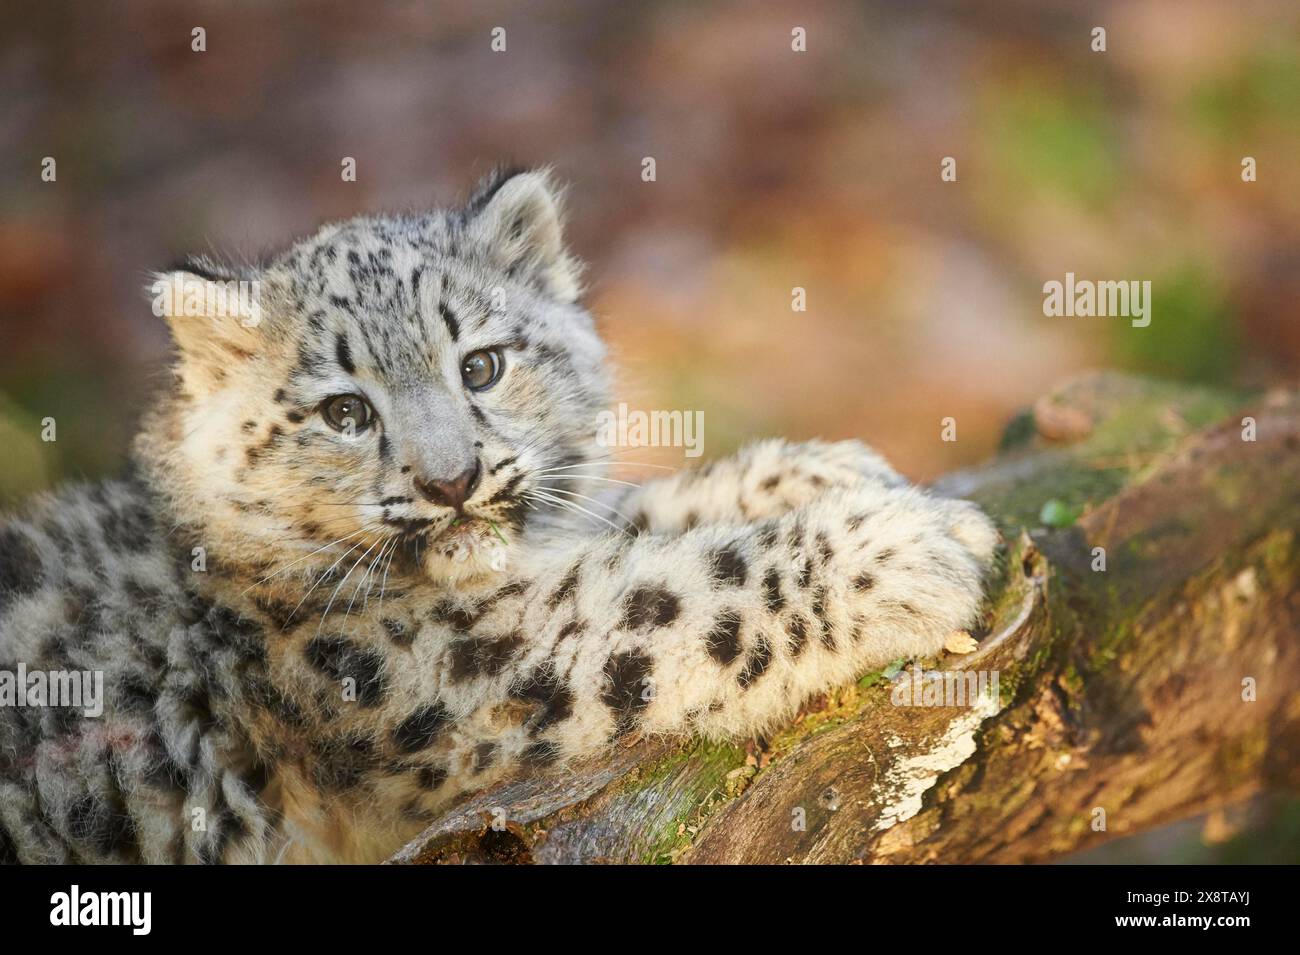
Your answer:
[414,461,482,513]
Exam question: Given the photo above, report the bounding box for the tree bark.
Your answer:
[388,372,1300,865]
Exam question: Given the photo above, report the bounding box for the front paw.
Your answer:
[936,497,1000,566]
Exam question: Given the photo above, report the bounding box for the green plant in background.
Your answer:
[979,77,1123,210]
[1110,263,1239,383]
[1186,46,1300,141]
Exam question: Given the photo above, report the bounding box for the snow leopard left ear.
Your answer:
[149,257,265,390]
[463,167,583,303]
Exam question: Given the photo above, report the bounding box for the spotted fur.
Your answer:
[0,169,997,863]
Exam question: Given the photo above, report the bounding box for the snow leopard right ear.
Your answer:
[149,257,265,388]
[462,167,584,303]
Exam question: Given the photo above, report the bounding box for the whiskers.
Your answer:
[523,484,632,537]
[517,451,680,537]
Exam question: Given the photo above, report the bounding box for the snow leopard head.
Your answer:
[138,168,611,586]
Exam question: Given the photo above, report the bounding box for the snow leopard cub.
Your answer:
[0,168,998,864]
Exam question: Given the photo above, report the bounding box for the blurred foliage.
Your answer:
[1111,263,1239,382]
[981,80,1122,209]
[1186,45,1300,140]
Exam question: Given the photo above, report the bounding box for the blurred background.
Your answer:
[1,0,1297,860]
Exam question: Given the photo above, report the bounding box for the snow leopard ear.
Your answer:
[463,167,583,303]
[149,257,265,387]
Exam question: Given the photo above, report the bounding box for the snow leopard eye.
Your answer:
[320,393,375,433]
[461,348,504,392]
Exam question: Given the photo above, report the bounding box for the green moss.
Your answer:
[620,738,748,864]
[971,462,1127,530]
[969,378,1248,534]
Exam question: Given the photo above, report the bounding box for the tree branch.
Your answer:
[388,372,1300,864]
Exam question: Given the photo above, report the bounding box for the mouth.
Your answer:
[429,515,511,566]
[442,516,508,543]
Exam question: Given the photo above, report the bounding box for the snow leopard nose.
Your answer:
[414,460,482,513]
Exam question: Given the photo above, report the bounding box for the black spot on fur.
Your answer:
[709,546,748,587]
[244,673,306,727]
[761,567,785,613]
[438,301,461,341]
[621,586,679,629]
[705,614,743,665]
[473,742,497,773]
[304,635,387,707]
[252,594,298,632]
[522,739,560,766]
[474,579,530,615]
[448,632,523,681]
[66,792,137,859]
[811,587,835,651]
[874,547,896,564]
[853,573,876,591]
[431,600,476,632]
[548,562,581,608]
[0,822,19,864]
[0,528,44,610]
[382,617,414,647]
[737,635,773,689]
[786,614,809,657]
[415,764,449,791]
[392,702,453,753]
[511,663,574,732]
[601,649,654,732]
[335,333,355,374]
[203,604,266,662]
[117,672,159,716]
[486,472,524,506]
[97,491,155,552]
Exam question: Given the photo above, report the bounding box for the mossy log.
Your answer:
[389,372,1300,864]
